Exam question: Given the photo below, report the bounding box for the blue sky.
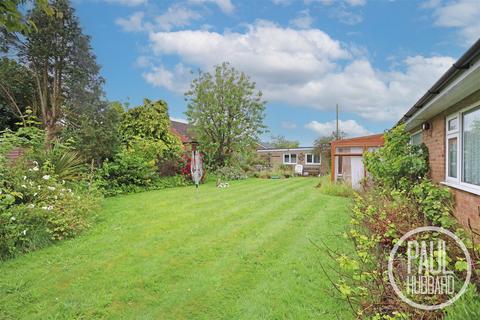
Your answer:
[72,0,480,145]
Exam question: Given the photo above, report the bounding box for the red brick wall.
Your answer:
[422,114,445,183]
[420,108,480,232]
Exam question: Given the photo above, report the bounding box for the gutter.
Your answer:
[398,38,480,125]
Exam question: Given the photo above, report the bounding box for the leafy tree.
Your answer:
[1,0,104,143]
[270,135,299,149]
[120,99,182,160]
[0,0,52,32]
[62,101,124,165]
[0,57,36,129]
[364,124,428,190]
[185,62,266,169]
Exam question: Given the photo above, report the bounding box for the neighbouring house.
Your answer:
[170,119,195,149]
[330,134,384,189]
[256,146,328,176]
[398,38,480,231]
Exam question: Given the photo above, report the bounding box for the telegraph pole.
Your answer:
[336,104,339,139]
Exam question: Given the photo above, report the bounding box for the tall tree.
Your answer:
[185,62,266,169]
[270,135,300,149]
[1,0,104,142]
[0,0,52,32]
[0,57,36,129]
[120,99,183,160]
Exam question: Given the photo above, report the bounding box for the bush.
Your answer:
[0,159,100,259]
[216,166,247,181]
[322,125,480,319]
[98,146,158,194]
[317,175,355,198]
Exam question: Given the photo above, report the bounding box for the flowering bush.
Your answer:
[0,151,100,259]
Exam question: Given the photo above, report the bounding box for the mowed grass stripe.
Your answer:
[144,180,319,317]
[0,178,353,320]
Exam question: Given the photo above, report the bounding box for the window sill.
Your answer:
[305,163,321,166]
[441,181,480,196]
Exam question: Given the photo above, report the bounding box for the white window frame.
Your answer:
[410,130,422,145]
[444,102,480,194]
[305,153,321,165]
[283,153,297,164]
[445,113,460,183]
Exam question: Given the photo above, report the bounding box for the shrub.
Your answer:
[0,159,100,259]
[97,147,157,195]
[321,126,480,319]
[317,175,355,198]
[216,166,247,181]
[364,124,428,191]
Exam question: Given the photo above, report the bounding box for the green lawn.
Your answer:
[0,178,353,319]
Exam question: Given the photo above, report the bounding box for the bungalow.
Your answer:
[256,146,329,176]
[398,38,480,230]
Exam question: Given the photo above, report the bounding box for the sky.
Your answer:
[71,0,480,145]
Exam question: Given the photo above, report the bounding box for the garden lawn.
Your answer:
[0,178,353,319]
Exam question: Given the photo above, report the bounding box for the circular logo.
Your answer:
[388,226,472,311]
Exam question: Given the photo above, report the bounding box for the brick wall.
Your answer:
[422,114,446,183]
[419,96,480,232]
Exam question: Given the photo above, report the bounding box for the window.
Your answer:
[462,107,480,186]
[283,153,297,164]
[306,153,320,164]
[445,105,480,191]
[447,137,457,178]
[410,131,422,145]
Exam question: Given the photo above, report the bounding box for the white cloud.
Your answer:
[272,0,292,5]
[115,12,144,32]
[155,5,201,31]
[170,117,188,123]
[345,0,366,6]
[305,119,371,137]
[188,0,235,14]
[290,10,314,29]
[142,63,192,94]
[428,0,480,45]
[104,0,146,6]
[306,0,366,7]
[331,7,363,25]
[116,5,201,33]
[143,21,455,122]
[281,121,297,129]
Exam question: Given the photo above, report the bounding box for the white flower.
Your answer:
[0,189,2,194]
[10,216,16,221]
[32,167,39,172]
[42,175,50,180]
[47,186,56,191]
[28,204,35,208]
[21,184,27,188]
[62,180,65,185]
[41,206,47,210]
[61,188,65,192]
[67,188,72,193]
[33,161,38,166]
[33,192,38,197]
[47,205,53,211]
[23,176,27,180]
[37,185,41,190]
[22,229,27,236]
